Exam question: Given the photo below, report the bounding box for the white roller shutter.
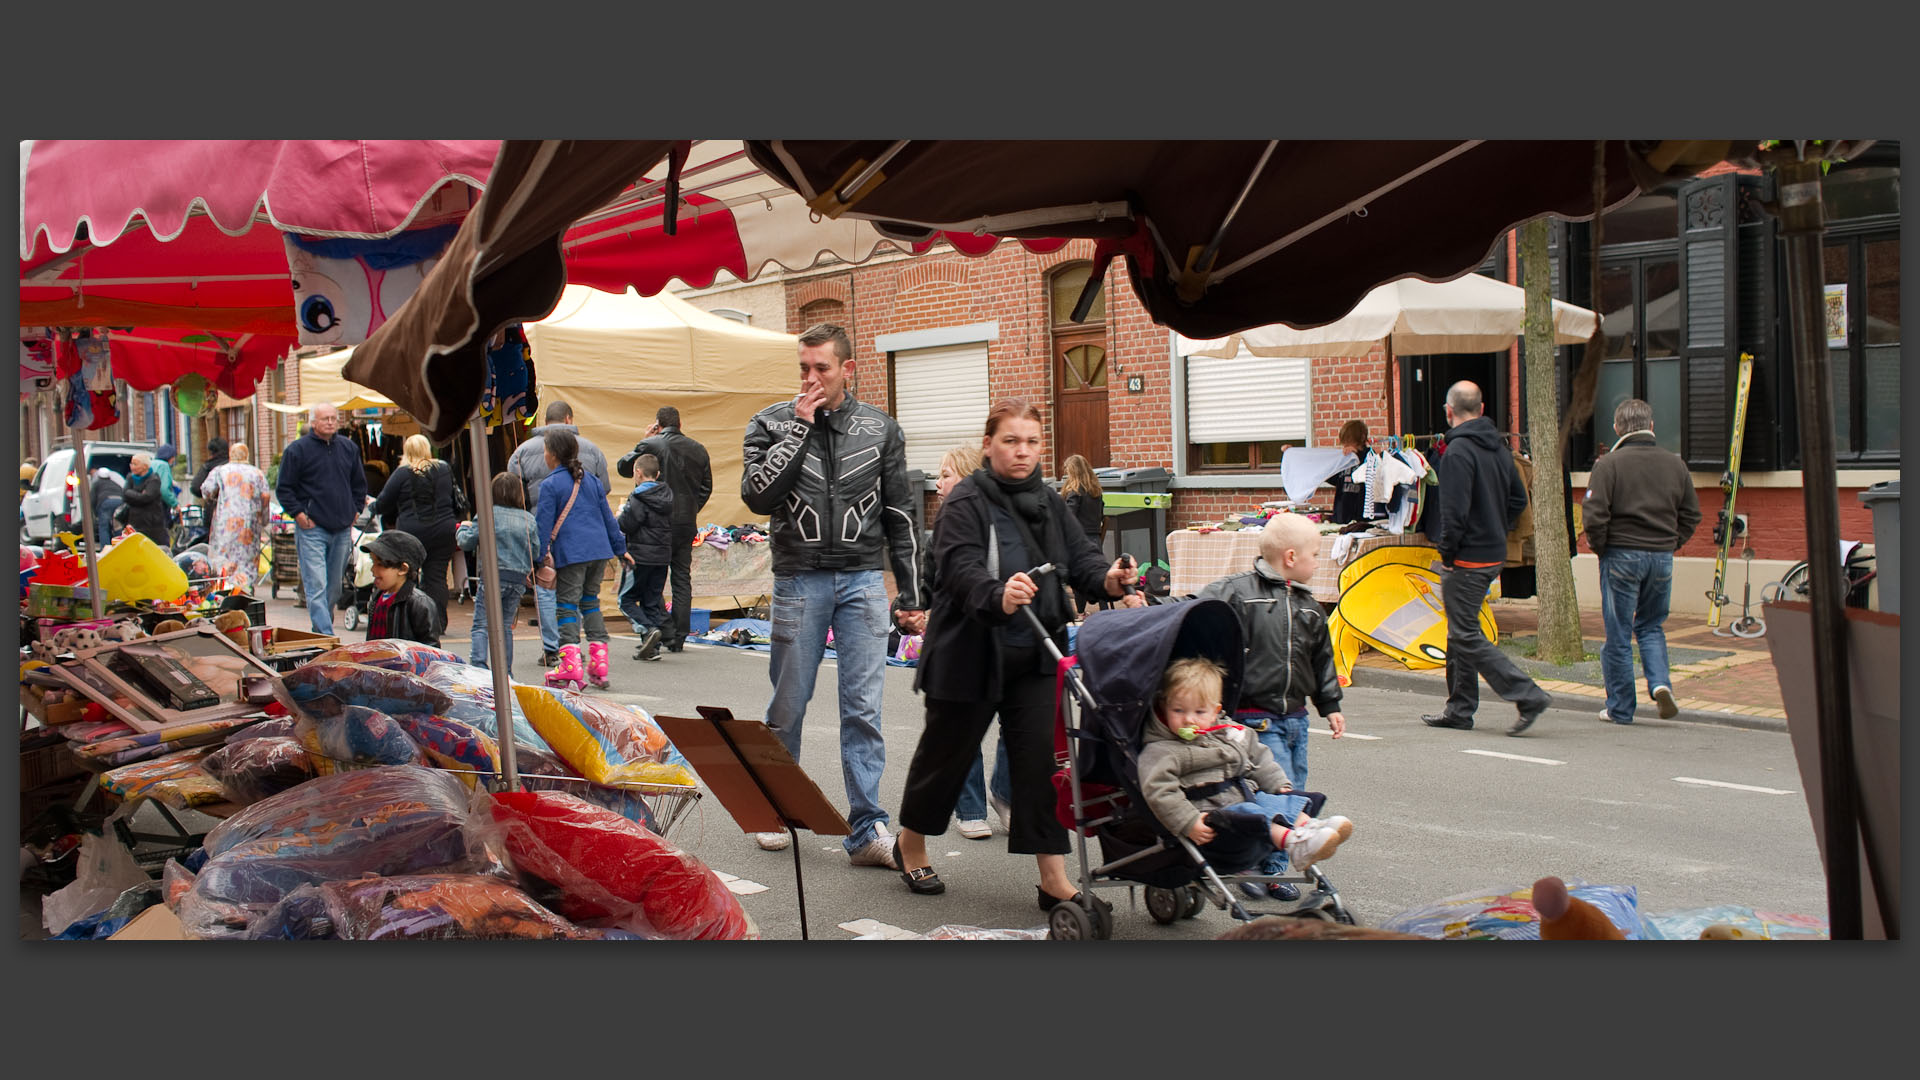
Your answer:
[1185,347,1311,443]
[891,342,989,474]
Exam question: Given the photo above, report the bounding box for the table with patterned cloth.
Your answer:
[1165,528,1438,602]
[690,539,774,609]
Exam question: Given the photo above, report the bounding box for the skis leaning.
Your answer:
[1706,351,1756,628]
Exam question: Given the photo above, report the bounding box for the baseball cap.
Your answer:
[363,530,427,573]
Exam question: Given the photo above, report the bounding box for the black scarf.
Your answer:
[971,465,1072,632]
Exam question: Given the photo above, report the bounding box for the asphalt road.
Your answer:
[587,631,1828,941]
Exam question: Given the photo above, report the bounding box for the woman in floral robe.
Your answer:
[200,441,272,592]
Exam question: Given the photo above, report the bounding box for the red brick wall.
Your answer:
[1572,483,1879,561]
[1310,350,1392,447]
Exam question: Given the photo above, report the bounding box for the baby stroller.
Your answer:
[337,506,381,632]
[1027,570,1355,939]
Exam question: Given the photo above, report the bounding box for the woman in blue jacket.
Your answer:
[535,430,631,682]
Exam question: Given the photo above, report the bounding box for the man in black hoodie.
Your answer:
[1422,382,1553,736]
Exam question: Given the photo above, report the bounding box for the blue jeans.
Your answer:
[765,569,891,852]
[1599,548,1674,724]
[1239,708,1312,874]
[619,562,671,635]
[1201,790,1313,874]
[295,524,353,636]
[535,584,558,654]
[471,579,527,676]
[955,733,1011,821]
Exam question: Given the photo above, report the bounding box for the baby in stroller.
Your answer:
[1137,657,1355,881]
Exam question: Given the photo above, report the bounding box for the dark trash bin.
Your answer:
[1858,480,1899,615]
[1092,466,1172,592]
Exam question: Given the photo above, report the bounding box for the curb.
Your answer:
[1348,664,1789,734]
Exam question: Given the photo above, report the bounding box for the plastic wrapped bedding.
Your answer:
[320,874,585,940]
[292,704,428,775]
[393,712,502,790]
[202,736,317,804]
[476,791,751,940]
[416,662,552,753]
[513,684,695,788]
[1377,880,1651,941]
[276,661,455,720]
[98,746,217,803]
[309,639,463,675]
[177,765,494,940]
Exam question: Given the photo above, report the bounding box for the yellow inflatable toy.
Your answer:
[1326,546,1499,684]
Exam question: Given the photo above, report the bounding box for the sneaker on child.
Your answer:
[1283,815,1354,871]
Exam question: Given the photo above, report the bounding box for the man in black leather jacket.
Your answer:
[740,323,924,868]
[618,407,713,653]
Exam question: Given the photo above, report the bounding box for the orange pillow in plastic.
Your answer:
[511,685,695,789]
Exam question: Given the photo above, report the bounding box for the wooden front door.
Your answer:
[1054,327,1110,470]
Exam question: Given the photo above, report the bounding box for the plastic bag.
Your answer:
[1377,879,1650,941]
[42,829,150,935]
[224,716,298,745]
[49,882,163,940]
[477,790,751,940]
[244,883,336,940]
[276,661,455,718]
[98,746,217,802]
[417,661,551,752]
[161,858,198,912]
[179,766,492,940]
[148,769,229,810]
[1641,905,1829,941]
[202,736,317,804]
[923,925,1050,940]
[310,639,464,675]
[293,704,428,775]
[314,874,586,940]
[514,684,696,788]
[393,712,502,790]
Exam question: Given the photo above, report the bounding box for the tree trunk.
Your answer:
[1522,218,1584,664]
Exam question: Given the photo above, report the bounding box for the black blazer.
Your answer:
[1063,489,1104,544]
[915,477,1112,703]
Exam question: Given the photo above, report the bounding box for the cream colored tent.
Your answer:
[523,284,799,529]
[281,347,396,412]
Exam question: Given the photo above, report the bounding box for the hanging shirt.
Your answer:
[1279,447,1357,504]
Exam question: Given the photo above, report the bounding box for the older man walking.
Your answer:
[1583,398,1701,724]
[508,400,613,667]
[275,403,367,636]
[1421,381,1554,736]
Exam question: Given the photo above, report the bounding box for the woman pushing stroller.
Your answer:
[893,399,1145,904]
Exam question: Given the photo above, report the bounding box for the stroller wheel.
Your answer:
[1182,885,1208,919]
[1326,895,1357,925]
[1145,886,1183,925]
[343,606,361,632]
[1047,902,1094,941]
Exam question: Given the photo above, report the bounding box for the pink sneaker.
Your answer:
[587,641,610,689]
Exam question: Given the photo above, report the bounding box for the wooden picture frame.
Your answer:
[50,661,161,733]
[73,625,282,733]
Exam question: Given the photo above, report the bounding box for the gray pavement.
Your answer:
[589,630,1829,940]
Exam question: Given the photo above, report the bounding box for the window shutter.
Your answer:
[891,342,990,475]
[1677,173,1741,470]
[1185,349,1311,443]
[1735,175,1780,471]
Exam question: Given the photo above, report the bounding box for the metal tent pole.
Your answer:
[1773,154,1862,939]
[466,415,518,790]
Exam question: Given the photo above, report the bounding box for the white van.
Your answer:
[21,441,156,542]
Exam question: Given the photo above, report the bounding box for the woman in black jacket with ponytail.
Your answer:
[891,399,1145,906]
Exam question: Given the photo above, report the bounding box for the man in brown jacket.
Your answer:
[1583,398,1702,725]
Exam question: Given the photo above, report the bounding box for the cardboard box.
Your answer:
[20,683,87,726]
[264,628,339,655]
[26,583,104,620]
[109,904,186,940]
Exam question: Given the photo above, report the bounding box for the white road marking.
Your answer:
[838,918,919,939]
[1311,728,1381,740]
[1672,776,1796,795]
[1460,748,1567,766]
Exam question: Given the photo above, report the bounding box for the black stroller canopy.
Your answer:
[1076,599,1245,738]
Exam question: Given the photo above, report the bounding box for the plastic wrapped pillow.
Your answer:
[1377,880,1650,941]
[179,766,490,940]
[244,884,336,940]
[148,770,229,810]
[394,712,502,790]
[513,684,695,788]
[310,639,464,675]
[293,704,427,775]
[477,791,751,940]
[416,662,551,752]
[314,874,585,940]
[203,737,318,804]
[277,661,455,719]
[98,746,217,802]
[224,716,299,745]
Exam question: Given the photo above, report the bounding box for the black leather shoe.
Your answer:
[1510,700,1548,736]
[1421,714,1473,730]
[896,837,945,895]
[1037,887,1112,916]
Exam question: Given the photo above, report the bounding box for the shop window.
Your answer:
[1587,256,1683,463]
[1823,231,1900,459]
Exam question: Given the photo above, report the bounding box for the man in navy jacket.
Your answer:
[275,403,368,635]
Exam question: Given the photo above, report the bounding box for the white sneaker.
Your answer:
[848,822,900,869]
[989,794,1014,834]
[956,818,992,840]
[1598,708,1618,723]
[1284,815,1354,871]
[754,831,791,851]
[1651,685,1679,719]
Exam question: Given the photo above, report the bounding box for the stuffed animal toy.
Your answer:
[1532,876,1626,940]
[1699,924,1765,940]
[108,619,145,643]
[152,619,188,636]
[52,626,105,655]
[211,610,250,635]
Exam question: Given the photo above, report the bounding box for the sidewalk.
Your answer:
[1350,597,1789,730]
